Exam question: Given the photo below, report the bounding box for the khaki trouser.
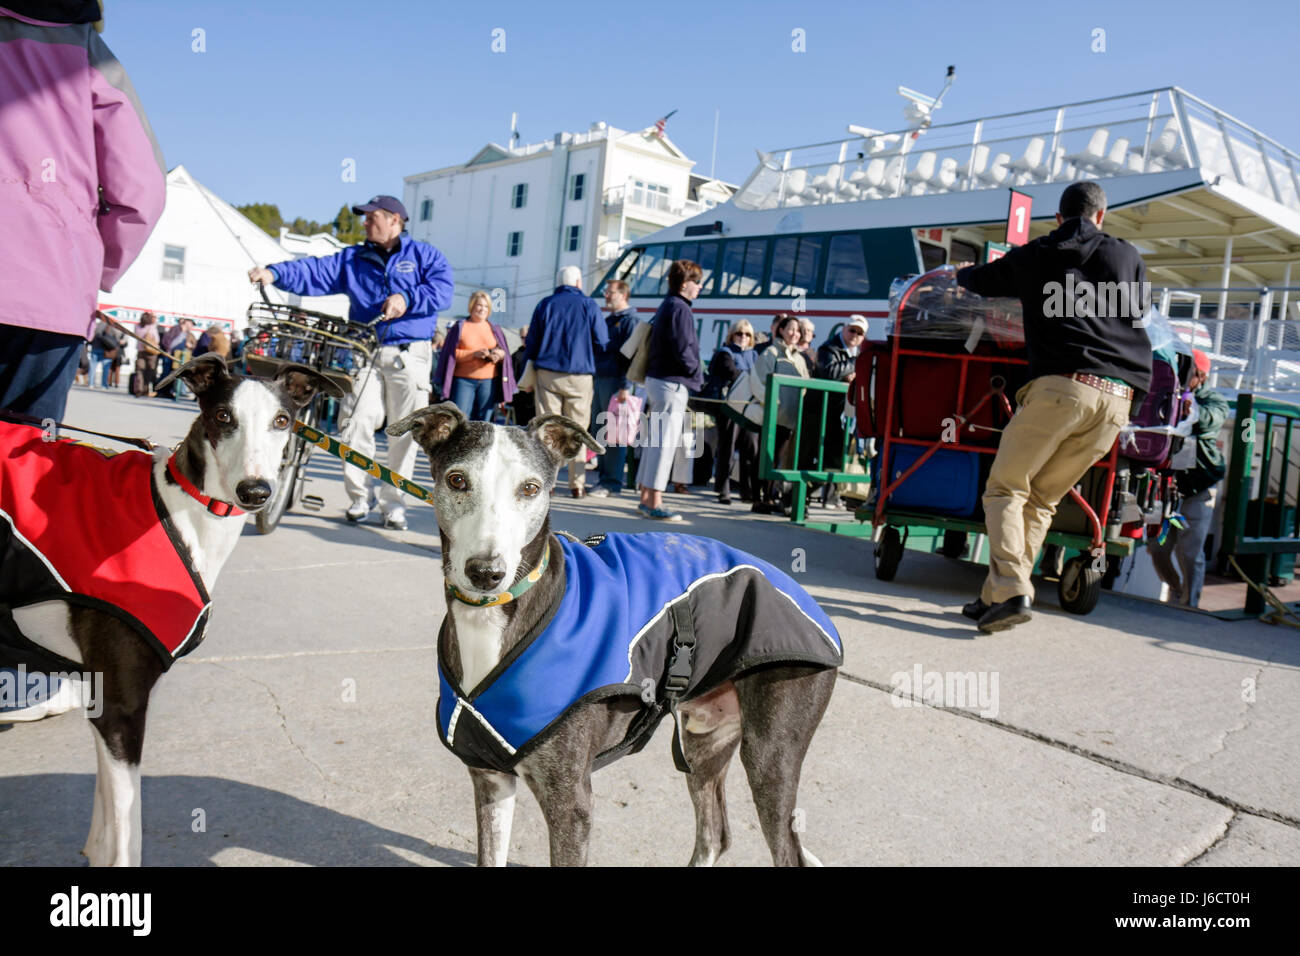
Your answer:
[340,340,433,518]
[982,375,1131,604]
[534,368,594,491]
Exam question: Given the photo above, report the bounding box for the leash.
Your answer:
[0,408,157,451]
[291,420,434,503]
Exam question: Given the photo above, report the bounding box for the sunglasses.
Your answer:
[733,331,753,338]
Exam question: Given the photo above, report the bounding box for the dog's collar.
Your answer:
[446,541,550,608]
[165,455,245,517]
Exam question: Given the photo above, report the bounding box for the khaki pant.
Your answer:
[534,368,594,491]
[341,340,433,518]
[982,375,1131,603]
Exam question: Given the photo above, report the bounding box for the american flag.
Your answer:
[653,109,678,139]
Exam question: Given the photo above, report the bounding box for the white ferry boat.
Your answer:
[595,85,1300,395]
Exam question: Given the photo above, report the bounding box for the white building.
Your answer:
[403,122,735,328]
[99,165,350,340]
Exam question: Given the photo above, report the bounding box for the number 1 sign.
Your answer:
[1006,189,1032,246]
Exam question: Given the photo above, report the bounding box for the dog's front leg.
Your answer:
[469,768,517,867]
[519,765,594,867]
[85,724,143,866]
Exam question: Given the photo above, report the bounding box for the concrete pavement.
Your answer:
[2,384,1297,866]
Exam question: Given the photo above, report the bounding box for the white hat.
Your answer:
[846,314,869,333]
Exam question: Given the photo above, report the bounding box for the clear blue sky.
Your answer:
[106,0,1300,224]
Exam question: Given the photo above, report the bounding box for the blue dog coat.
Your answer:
[437,532,842,774]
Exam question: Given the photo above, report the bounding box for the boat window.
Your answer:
[951,238,980,266]
[770,236,823,297]
[719,241,746,296]
[676,242,698,265]
[741,240,767,296]
[769,237,798,296]
[631,244,670,297]
[593,247,639,297]
[824,234,870,296]
[696,242,719,295]
[919,240,946,272]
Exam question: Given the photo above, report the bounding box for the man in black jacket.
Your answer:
[955,181,1152,632]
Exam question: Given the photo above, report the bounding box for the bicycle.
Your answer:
[242,287,378,534]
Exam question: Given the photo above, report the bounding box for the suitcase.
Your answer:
[896,356,1004,446]
[1123,358,1179,466]
[873,443,983,518]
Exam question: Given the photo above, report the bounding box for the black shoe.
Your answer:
[961,598,991,621]
[718,495,732,505]
[751,501,772,514]
[977,596,1033,633]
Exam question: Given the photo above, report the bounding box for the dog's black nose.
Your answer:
[236,479,273,507]
[465,555,506,591]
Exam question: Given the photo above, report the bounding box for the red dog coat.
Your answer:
[0,421,209,670]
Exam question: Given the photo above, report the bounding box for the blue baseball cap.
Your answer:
[351,194,408,219]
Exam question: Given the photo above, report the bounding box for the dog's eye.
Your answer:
[216,408,233,425]
[520,482,541,498]
[273,413,291,429]
[446,472,469,491]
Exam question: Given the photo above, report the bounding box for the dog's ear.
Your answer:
[155,353,231,396]
[386,402,467,452]
[528,414,605,467]
[275,363,346,406]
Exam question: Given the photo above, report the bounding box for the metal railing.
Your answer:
[1220,393,1300,614]
[758,374,872,532]
[1157,286,1300,394]
[732,88,1300,213]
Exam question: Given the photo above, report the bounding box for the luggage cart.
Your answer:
[860,268,1147,615]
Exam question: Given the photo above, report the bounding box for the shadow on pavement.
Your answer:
[0,774,472,867]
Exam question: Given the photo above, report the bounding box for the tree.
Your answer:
[333,204,365,244]
[288,216,327,236]
[238,202,284,237]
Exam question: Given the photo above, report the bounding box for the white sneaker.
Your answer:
[383,511,408,531]
[345,501,369,523]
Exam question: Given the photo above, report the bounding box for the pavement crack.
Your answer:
[1182,810,1238,866]
[836,670,1300,831]
[1171,664,1264,778]
[204,661,333,794]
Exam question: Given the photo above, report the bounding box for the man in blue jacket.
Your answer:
[249,195,453,530]
[522,266,608,498]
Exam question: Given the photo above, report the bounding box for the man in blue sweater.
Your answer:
[522,266,608,498]
[249,195,453,530]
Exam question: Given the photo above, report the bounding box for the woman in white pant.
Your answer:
[636,259,704,521]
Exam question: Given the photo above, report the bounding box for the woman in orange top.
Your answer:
[433,290,516,421]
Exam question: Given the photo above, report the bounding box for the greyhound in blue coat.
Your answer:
[389,402,840,866]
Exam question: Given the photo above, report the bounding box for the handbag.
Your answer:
[721,365,766,432]
[620,320,651,385]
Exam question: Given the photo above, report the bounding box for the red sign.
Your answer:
[1006,190,1032,246]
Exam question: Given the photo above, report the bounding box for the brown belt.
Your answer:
[1070,373,1133,400]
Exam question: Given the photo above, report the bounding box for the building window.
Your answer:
[511,183,528,209]
[507,231,523,257]
[420,199,433,222]
[565,225,582,252]
[162,244,185,281]
[570,173,585,201]
[630,180,670,212]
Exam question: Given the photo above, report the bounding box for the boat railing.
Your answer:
[1156,285,1300,394]
[732,88,1300,215]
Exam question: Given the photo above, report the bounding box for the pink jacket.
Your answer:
[0,7,165,339]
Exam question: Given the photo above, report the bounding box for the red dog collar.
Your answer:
[166,456,245,517]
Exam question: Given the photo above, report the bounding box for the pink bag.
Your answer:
[604,393,643,446]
